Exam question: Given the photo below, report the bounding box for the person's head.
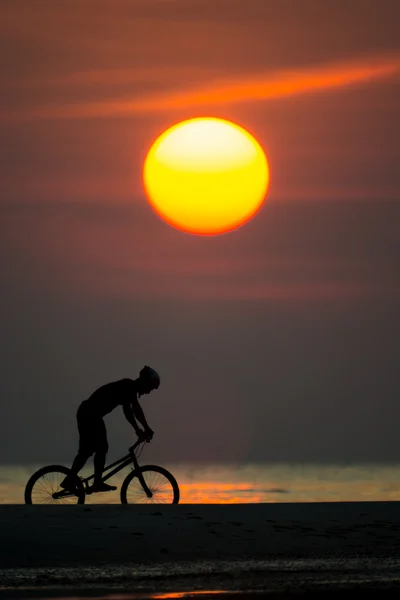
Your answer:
[137,365,160,396]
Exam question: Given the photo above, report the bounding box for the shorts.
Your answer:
[77,401,108,455]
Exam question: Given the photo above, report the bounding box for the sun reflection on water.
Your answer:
[153,592,232,599]
[2,463,400,504]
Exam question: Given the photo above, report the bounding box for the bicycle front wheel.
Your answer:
[24,465,85,504]
[121,465,180,504]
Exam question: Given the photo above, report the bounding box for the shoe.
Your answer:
[91,482,117,493]
[60,475,76,491]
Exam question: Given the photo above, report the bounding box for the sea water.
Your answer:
[1,462,400,503]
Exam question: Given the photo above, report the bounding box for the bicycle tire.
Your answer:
[120,465,180,504]
[24,465,85,504]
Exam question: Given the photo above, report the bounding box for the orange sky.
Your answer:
[1,0,399,466]
[3,55,399,120]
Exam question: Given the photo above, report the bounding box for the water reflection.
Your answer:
[1,462,400,503]
[153,592,232,599]
[31,593,245,600]
[38,594,238,600]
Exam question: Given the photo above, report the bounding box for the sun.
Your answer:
[143,117,270,235]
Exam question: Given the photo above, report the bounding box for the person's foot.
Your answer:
[91,482,117,493]
[60,475,77,491]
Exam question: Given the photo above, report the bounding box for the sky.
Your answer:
[1,0,399,466]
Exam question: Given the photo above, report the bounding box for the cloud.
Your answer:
[3,55,399,122]
[1,65,218,89]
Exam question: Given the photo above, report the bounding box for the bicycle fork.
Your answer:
[131,460,153,498]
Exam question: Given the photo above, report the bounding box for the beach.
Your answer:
[2,502,400,597]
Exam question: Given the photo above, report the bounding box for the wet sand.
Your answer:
[2,502,400,595]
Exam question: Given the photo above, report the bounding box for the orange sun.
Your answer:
[143,117,270,235]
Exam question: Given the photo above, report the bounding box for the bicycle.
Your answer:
[24,439,180,504]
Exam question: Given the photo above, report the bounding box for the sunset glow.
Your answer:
[7,56,400,122]
[2,0,400,486]
[143,118,270,235]
[153,592,228,599]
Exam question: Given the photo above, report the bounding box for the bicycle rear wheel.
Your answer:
[121,465,180,504]
[24,465,85,504]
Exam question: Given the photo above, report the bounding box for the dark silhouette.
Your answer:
[24,437,180,504]
[61,365,160,493]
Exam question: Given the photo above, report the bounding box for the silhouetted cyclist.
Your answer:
[61,365,160,493]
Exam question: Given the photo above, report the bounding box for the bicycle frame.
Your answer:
[56,439,153,499]
[82,451,133,490]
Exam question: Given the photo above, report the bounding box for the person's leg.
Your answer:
[61,403,93,488]
[61,450,91,488]
[70,451,91,475]
[93,451,106,485]
[91,420,116,492]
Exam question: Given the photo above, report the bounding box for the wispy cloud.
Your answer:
[3,55,399,122]
[1,65,218,89]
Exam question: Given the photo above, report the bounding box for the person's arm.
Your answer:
[123,403,142,436]
[131,398,153,437]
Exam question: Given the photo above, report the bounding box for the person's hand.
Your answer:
[137,428,153,442]
[144,427,154,442]
[137,429,147,441]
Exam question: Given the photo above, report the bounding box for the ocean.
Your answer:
[2,462,400,503]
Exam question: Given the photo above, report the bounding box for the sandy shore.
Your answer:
[2,502,400,594]
[3,502,400,567]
